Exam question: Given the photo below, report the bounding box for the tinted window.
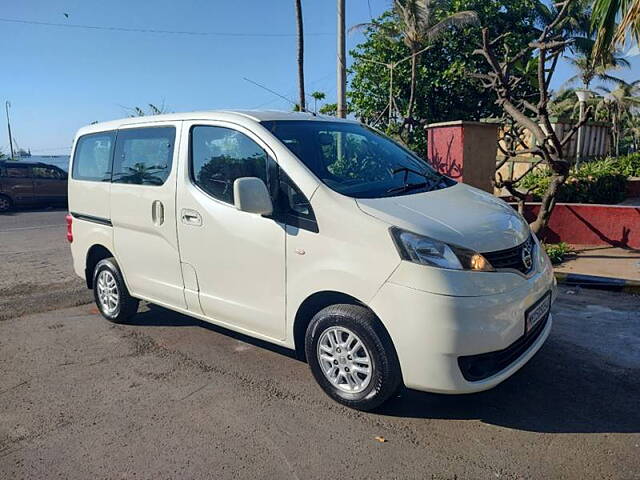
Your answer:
[32,165,67,180]
[72,132,115,181]
[262,120,454,198]
[112,127,175,186]
[191,126,270,204]
[4,165,31,178]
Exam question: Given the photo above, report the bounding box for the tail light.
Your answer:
[66,214,73,243]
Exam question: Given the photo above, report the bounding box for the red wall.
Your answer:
[427,126,464,181]
[521,203,640,249]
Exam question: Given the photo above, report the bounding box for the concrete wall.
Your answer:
[521,203,640,249]
[426,121,498,193]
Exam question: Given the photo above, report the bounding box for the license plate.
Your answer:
[525,293,551,334]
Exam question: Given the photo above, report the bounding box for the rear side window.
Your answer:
[112,127,175,186]
[72,132,115,181]
[190,126,270,204]
[4,166,31,178]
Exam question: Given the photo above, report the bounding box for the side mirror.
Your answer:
[233,177,273,215]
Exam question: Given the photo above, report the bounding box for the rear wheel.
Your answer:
[0,195,12,212]
[305,304,402,411]
[93,258,139,323]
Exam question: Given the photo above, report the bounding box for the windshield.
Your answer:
[261,120,454,198]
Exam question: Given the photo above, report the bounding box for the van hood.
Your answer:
[356,183,530,252]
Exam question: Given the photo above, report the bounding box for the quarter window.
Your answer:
[190,126,270,204]
[112,127,175,186]
[72,132,115,182]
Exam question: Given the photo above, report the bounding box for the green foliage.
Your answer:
[349,0,541,128]
[543,242,573,264]
[615,153,640,177]
[520,157,633,204]
[319,103,337,116]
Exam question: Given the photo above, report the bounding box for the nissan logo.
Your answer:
[521,242,533,271]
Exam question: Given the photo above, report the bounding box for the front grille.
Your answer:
[483,235,535,274]
[457,309,549,382]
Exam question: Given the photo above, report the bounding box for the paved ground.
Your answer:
[0,208,91,320]
[555,245,640,282]
[1,210,640,479]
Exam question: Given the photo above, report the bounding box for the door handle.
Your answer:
[152,200,165,226]
[181,209,202,226]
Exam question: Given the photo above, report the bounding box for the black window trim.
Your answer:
[111,125,177,187]
[188,123,319,233]
[71,130,117,183]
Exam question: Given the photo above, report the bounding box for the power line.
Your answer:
[0,17,332,38]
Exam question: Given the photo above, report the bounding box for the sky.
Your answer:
[1,0,639,156]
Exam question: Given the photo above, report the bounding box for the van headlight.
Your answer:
[390,227,494,271]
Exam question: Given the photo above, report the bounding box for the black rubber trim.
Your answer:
[457,292,551,382]
[70,212,112,227]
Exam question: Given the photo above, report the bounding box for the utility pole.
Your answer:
[337,0,346,118]
[5,101,15,160]
[295,0,306,111]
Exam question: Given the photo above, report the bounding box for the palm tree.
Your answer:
[596,80,640,155]
[397,0,478,121]
[311,91,326,113]
[353,0,478,122]
[592,0,640,60]
[294,0,306,111]
[565,52,630,90]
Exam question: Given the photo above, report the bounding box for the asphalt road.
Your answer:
[1,210,639,479]
[0,208,91,320]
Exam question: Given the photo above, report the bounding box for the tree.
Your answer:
[596,80,640,155]
[474,0,592,234]
[311,91,326,113]
[126,103,169,117]
[592,0,640,59]
[294,0,306,111]
[319,103,338,116]
[349,0,542,152]
[552,0,631,90]
[354,0,478,124]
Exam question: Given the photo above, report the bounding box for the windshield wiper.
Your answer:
[392,166,429,182]
[386,182,430,195]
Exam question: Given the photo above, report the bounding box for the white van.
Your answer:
[67,111,555,410]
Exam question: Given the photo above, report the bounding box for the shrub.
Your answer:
[520,158,629,204]
[543,242,573,264]
[614,153,640,177]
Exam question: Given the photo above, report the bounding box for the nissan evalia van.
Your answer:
[67,110,555,411]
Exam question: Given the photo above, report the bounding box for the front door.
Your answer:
[110,123,186,309]
[176,122,286,340]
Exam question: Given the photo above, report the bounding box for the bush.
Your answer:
[520,158,630,204]
[614,153,640,177]
[543,242,573,264]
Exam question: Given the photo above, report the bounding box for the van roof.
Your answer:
[76,110,359,136]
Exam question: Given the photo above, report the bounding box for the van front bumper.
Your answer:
[369,261,556,394]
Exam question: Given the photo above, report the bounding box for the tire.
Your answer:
[305,304,402,411]
[0,195,12,212]
[92,257,139,323]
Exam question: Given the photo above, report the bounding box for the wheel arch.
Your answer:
[85,244,114,289]
[292,290,399,367]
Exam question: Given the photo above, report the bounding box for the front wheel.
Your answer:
[93,258,139,323]
[305,304,402,411]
